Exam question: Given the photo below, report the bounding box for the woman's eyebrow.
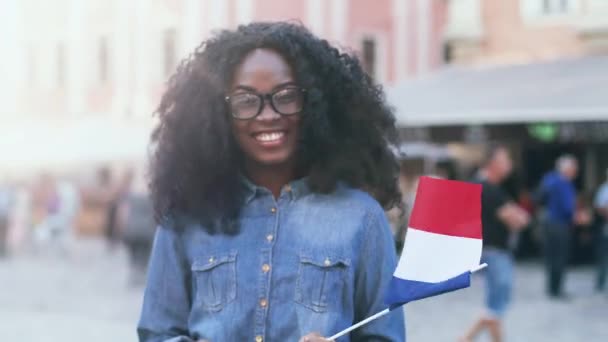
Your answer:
[232,81,297,93]
[271,81,297,91]
[232,85,257,92]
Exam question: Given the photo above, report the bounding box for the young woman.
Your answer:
[138,22,405,342]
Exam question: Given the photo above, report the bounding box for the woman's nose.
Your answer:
[255,101,281,121]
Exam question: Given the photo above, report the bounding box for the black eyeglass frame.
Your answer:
[224,86,307,120]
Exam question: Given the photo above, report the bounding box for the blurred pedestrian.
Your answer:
[538,155,586,299]
[0,181,13,258]
[83,167,118,250]
[33,175,79,254]
[461,144,529,342]
[517,189,535,216]
[138,22,404,341]
[594,168,608,293]
[56,179,80,235]
[386,204,407,252]
[117,169,154,286]
[514,188,539,258]
[6,181,32,255]
[97,167,121,251]
[33,175,61,246]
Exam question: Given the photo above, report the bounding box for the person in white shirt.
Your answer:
[594,169,608,292]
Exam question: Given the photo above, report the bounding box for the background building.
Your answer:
[0,0,448,176]
[389,0,608,192]
[385,0,608,262]
[2,2,608,340]
[445,0,608,65]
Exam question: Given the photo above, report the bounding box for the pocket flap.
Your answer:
[300,253,350,268]
[192,251,237,272]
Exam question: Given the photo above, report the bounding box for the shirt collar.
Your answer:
[240,176,310,204]
[288,177,310,200]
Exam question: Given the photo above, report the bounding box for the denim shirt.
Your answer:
[138,179,406,342]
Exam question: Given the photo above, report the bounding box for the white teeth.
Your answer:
[255,132,284,142]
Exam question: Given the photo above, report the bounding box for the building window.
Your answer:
[57,43,65,87]
[361,38,376,79]
[163,28,177,78]
[543,0,569,13]
[99,36,108,83]
[522,0,579,18]
[28,47,36,87]
[520,0,581,21]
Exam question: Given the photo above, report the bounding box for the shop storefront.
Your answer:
[388,56,608,261]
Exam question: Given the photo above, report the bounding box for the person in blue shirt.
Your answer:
[138,22,406,342]
[539,155,579,299]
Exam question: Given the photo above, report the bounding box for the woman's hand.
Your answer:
[299,332,333,342]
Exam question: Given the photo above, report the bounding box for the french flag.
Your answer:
[329,176,484,340]
[385,176,483,308]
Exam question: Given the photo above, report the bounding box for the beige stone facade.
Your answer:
[446,0,608,66]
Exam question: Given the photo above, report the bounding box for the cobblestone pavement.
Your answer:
[405,262,608,342]
[0,240,141,342]
[1,239,606,341]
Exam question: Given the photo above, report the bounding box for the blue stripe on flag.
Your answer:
[384,271,472,310]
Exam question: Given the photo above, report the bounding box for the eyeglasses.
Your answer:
[225,86,306,120]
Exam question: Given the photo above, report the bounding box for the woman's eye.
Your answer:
[274,89,298,104]
[232,94,258,107]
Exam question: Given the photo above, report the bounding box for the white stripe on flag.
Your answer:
[394,228,482,283]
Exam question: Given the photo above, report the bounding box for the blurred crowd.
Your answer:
[388,154,607,296]
[387,149,607,342]
[1,152,607,295]
[0,166,155,286]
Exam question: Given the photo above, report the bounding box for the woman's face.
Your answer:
[228,48,302,169]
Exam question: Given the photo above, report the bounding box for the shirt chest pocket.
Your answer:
[191,251,237,312]
[295,253,350,313]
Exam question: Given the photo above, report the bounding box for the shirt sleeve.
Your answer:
[137,225,195,342]
[556,181,576,223]
[595,185,608,209]
[352,207,406,342]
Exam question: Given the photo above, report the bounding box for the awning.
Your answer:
[386,56,608,127]
[396,142,451,161]
[0,116,154,175]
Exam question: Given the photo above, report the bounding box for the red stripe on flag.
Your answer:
[408,176,482,239]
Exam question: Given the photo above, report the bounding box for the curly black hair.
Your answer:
[150,21,402,233]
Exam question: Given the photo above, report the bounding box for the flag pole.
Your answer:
[327,263,488,341]
[471,263,488,273]
[328,309,391,340]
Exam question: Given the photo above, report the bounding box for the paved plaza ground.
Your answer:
[1,239,606,341]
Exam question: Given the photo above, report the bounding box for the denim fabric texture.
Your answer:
[138,178,406,342]
[481,248,514,318]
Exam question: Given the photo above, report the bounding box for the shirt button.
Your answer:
[270,207,277,214]
[262,264,271,273]
[208,257,215,263]
[266,234,274,242]
[324,258,331,266]
[255,336,263,342]
[260,298,268,308]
